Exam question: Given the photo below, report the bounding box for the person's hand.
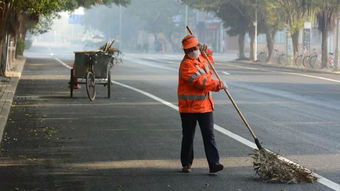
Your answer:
[218,80,228,90]
[223,81,228,90]
[199,43,208,53]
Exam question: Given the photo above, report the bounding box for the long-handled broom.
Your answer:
[186,26,317,183]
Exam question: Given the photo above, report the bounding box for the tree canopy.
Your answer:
[0,0,130,76]
[82,0,186,51]
[0,0,130,38]
[182,0,340,67]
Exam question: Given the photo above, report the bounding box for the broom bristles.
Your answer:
[251,149,318,184]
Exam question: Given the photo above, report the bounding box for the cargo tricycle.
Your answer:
[69,50,114,101]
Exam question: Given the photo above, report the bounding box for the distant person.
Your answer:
[178,34,226,174]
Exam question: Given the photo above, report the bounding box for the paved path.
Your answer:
[0,57,25,141]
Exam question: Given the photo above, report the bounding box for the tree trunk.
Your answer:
[291,31,299,57]
[238,32,246,59]
[0,40,4,76]
[320,8,335,68]
[321,28,328,68]
[266,30,276,63]
[0,36,9,77]
[249,30,255,61]
[0,6,8,77]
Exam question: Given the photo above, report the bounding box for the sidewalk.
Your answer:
[0,57,26,142]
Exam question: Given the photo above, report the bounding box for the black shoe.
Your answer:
[182,165,192,173]
[209,163,224,173]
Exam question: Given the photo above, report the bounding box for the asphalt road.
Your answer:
[0,46,339,191]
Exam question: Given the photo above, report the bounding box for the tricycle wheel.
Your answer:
[107,71,111,98]
[86,72,96,101]
[70,69,74,98]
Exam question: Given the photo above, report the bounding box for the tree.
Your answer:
[121,0,185,52]
[223,0,256,60]
[82,0,185,51]
[0,0,68,75]
[217,1,249,59]
[0,0,130,76]
[314,0,340,68]
[182,0,273,61]
[270,0,314,57]
[261,0,285,62]
[181,0,257,59]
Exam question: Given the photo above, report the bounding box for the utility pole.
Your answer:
[119,4,122,49]
[335,12,339,70]
[253,0,258,61]
[285,28,289,63]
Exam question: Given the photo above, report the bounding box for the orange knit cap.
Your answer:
[182,35,199,49]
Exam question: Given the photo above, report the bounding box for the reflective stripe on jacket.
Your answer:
[177,54,220,113]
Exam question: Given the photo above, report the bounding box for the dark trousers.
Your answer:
[180,112,220,168]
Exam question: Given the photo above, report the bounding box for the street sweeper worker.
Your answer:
[178,34,226,173]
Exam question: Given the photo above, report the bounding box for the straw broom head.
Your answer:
[251,149,318,183]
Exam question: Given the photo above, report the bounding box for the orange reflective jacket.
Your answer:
[177,54,220,113]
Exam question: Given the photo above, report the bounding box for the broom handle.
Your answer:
[186,26,193,35]
[186,26,262,150]
[107,40,115,50]
[203,51,258,140]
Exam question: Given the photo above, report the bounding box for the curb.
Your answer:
[0,57,26,143]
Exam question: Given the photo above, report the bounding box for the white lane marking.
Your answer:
[56,57,340,191]
[228,63,340,84]
[112,81,178,111]
[127,55,340,84]
[124,57,177,71]
[56,54,340,85]
[54,58,72,69]
[213,125,256,149]
[227,64,258,70]
[286,72,340,83]
[110,80,340,191]
[232,81,340,111]
[315,175,340,191]
[275,154,340,191]
[112,80,257,149]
